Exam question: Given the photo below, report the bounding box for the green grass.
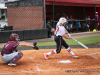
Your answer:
[37,35,100,46]
[1,35,99,49]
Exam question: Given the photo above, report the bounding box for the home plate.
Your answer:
[59,60,71,63]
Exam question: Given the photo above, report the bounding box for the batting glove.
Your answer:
[68,34,71,38]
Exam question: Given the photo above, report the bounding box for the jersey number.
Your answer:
[56,26,59,31]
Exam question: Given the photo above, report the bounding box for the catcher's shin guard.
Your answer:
[10,51,23,64]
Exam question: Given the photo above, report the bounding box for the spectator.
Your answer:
[46,20,55,38]
[86,15,90,30]
[62,13,66,17]
[66,15,69,20]
[65,15,69,31]
[52,22,57,30]
[95,12,99,30]
[82,15,87,31]
[82,15,90,31]
[69,15,74,33]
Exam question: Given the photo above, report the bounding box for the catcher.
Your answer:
[1,33,38,66]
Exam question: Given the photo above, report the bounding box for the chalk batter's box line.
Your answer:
[86,52,100,59]
[26,53,100,67]
[23,51,100,62]
[86,54,98,59]
[22,54,100,65]
[0,66,100,74]
[0,70,37,75]
[89,52,100,55]
[23,57,100,67]
[0,52,100,75]
[35,64,100,72]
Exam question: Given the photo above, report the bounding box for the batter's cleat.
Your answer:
[44,53,48,59]
[72,54,79,59]
[8,63,17,66]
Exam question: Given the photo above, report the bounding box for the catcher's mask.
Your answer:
[59,17,68,26]
[9,33,20,41]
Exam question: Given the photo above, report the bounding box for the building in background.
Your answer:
[0,4,7,27]
[0,0,20,27]
[5,0,43,30]
[4,0,100,30]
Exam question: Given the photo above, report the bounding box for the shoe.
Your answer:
[72,54,79,59]
[8,63,17,66]
[44,53,48,59]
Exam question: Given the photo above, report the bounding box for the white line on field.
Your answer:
[0,70,37,74]
[35,65,40,71]
[85,52,100,59]
[0,67,100,74]
[34,66,100,72]
[29,57,34,61]
[1,52,100,74]
[89,52,100,55]
[87,54,98,59]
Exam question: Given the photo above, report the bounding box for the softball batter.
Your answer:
[44,17,79,59]
[1,33,38,66]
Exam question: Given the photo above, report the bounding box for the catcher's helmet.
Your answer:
[59,17,67,25]
[9,33,19,41]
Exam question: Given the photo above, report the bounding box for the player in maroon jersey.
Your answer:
[1,33,38,66]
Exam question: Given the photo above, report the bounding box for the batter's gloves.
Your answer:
[33,42,39,50]
[68,33,71,38]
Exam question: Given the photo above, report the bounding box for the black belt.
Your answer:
[56,35,62,37]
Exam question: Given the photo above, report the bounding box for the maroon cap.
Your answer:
[9,33,19,41]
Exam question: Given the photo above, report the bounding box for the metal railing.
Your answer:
[54,19,95,32]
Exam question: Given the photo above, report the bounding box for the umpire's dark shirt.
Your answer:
[46,23,52,32]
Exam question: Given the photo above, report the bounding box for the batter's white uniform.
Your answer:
[54,23,69,53]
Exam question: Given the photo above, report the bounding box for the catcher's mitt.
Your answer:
[33,42,39,50]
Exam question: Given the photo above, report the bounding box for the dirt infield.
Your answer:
[0,48,100,75]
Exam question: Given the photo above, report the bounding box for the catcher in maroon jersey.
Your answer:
[1,33,38,66]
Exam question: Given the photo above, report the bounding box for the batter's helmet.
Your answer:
[59,17,67,25]
[9,33,19,41]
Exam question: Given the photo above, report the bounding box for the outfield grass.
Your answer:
[37,35,100,46]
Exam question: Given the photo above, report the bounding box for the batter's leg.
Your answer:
[62,39,79,58]
[44,36,62,59]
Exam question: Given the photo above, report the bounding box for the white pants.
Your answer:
[1,51,18,63]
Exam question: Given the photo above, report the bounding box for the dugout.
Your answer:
[5,0,100,31]
[45,0,100,31]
